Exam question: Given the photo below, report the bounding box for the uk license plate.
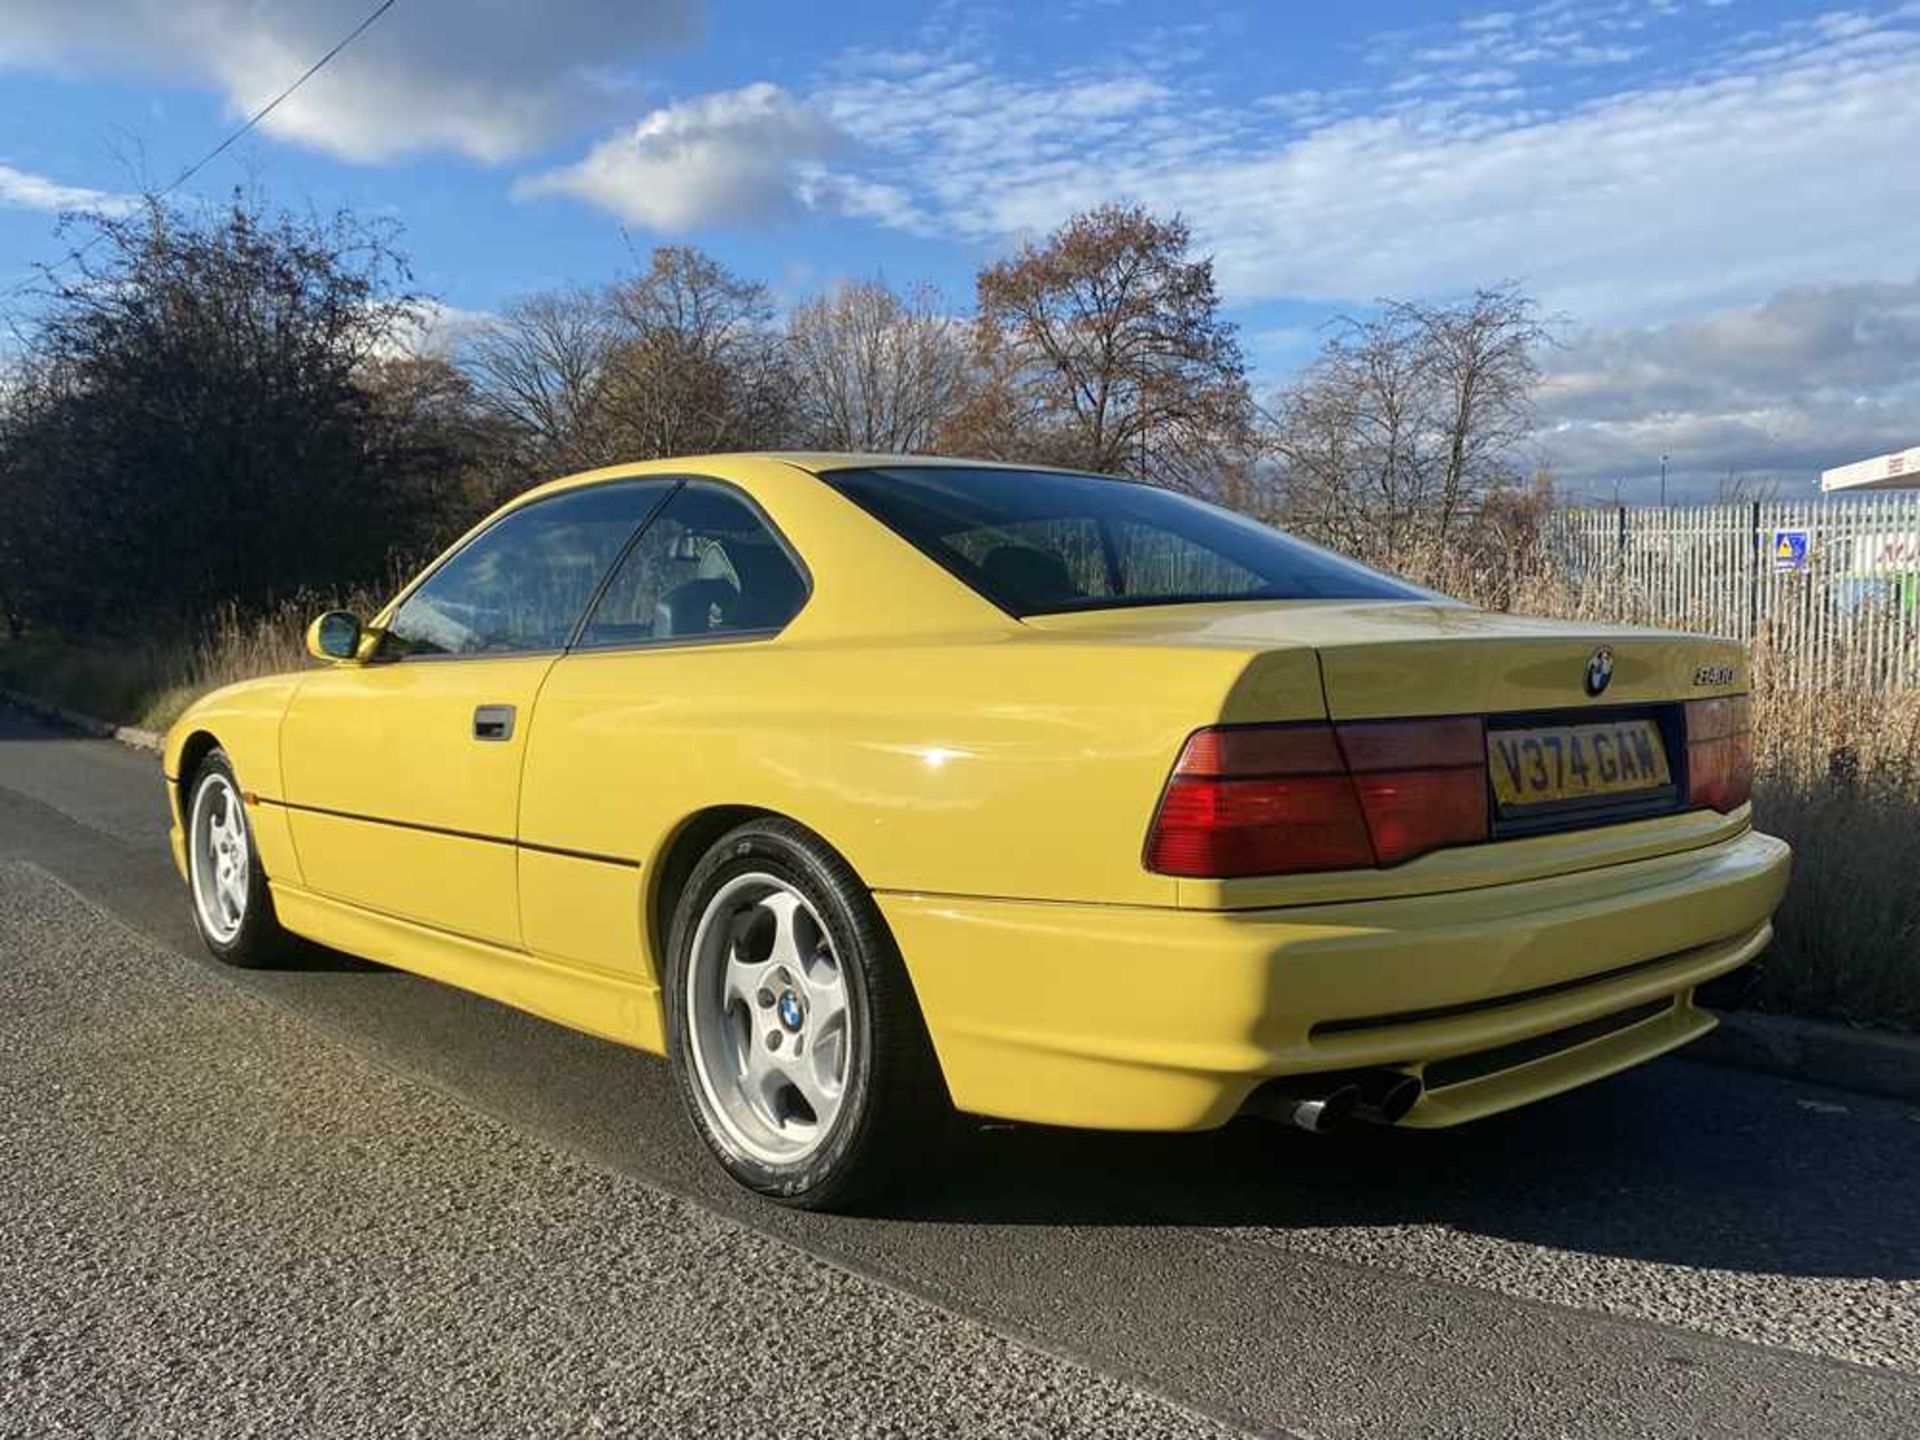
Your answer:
[1488,719,1671,807]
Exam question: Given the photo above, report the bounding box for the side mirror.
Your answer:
[306,610,365,663]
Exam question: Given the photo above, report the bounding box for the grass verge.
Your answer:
[1751,773,1920,1032]
[0,598,340,733]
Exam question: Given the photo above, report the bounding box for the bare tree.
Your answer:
[462,286,618,471]
[600,246,794,458]
[1395,287,1548,537]
[1269,314,1432,559]
[787,279,969,452]
[1269,284,1548,565]
[943,205,1255,488]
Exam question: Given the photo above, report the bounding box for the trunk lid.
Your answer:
[1023,600,1749,718]
[1028,600,1755,907]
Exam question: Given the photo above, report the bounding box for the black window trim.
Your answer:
[563,474,815,656]
[819,463,1427,621]
[374,475,680,665]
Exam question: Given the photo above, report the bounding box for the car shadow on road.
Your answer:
[273,933,389,973]
[250,928,1920,1287]
[860,1061,1920,1283]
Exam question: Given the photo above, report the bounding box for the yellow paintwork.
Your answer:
[880,827,1785,1128]
[162,452,1792,1132]
[279,654,555,946]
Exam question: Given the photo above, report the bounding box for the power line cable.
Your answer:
[13,0,400,296]
[159,0,399,200]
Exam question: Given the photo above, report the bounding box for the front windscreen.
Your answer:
[823,465,1431,617]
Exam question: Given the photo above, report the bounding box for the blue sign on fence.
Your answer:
[1772,528,1811,572]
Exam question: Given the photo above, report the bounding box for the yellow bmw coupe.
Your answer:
[164,454,1789,1207]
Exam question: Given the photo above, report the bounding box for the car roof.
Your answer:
[509,452,1106,509]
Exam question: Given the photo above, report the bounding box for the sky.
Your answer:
[2,0,1917,502]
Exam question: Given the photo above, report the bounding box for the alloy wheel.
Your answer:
[684,872,854,1166]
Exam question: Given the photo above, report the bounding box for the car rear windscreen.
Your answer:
[822,465,1431,617]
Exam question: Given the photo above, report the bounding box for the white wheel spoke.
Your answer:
[780,1049,834,1120]
[760,890,806,970]
[805,967,848,1038]
[741,1027,803,1130]
[722,953,765,1013]
[740,1026,780,1094]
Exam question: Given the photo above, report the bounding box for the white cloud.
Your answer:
[518,84,840,231]
[1537,280,1920,496]
[817,10,1920,325]
[816,58,1198,241]
[381,300,499,361]
[0,163,133,215]
[0,1,702,163]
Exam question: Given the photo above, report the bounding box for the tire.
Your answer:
[185,748,289,968]
[665,817,948,1210]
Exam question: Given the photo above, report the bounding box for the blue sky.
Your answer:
[3,0,1918,499]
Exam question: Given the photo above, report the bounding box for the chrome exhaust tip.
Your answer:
[1355,1070,1423,1125]
[1286,1085,1363,1133]
[1245,1078,1364,1134]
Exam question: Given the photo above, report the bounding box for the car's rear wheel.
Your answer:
[186,749,288,968]
[665,817,947,1209]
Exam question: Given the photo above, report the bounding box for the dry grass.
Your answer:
[0,594,372,733]
[1743,677,1920,1030]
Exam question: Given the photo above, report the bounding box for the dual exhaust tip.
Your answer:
[1250,1069,1423,1134]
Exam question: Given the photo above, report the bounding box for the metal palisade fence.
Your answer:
[1545,497,1920,690]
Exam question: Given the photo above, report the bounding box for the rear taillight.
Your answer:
[1341,717,1489,866]
[1685,695,1753,812]
[1145,718,1490,878]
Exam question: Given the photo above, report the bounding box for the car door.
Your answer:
[516,481,812,978]
[278,479,673,947]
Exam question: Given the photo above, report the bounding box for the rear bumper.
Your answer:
[880,827,1791,1131]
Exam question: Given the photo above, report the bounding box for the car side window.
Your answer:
[384,481,672,658]
[578,483,807,647]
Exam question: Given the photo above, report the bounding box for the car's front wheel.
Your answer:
[665,817,947,1209]
[186,749,289,968]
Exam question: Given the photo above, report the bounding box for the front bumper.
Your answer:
[880,827,1791,1131]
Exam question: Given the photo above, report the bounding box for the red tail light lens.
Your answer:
[1146,718,1491,878]
[1147,772,1375,876]
[1341,717,1489,866]
[1685,696,1753,812]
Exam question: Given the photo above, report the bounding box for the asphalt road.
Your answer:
[2,702,1917,1438]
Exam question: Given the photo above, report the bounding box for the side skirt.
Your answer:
[270,881,668,1055]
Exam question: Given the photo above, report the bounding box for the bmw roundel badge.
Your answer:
[1585,646,1614,697]
[777,990,804,1031]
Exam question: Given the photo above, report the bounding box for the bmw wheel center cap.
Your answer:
[777,990,805,1031]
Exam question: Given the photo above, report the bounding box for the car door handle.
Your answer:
[473,705,516,742]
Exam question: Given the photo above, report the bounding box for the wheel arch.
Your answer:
[644,805,918,996]
[173,728,223,821]
[646,805,775,975]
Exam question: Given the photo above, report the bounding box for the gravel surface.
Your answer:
[1224,1202,1920,1371]
[0,860,1232,1440]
